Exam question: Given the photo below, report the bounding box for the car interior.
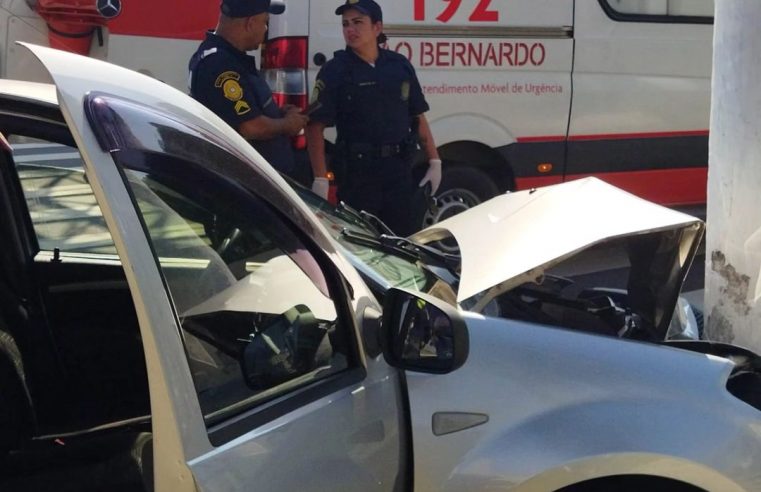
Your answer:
[0,114,154,491]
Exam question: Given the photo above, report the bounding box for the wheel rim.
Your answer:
[422,188,481,253]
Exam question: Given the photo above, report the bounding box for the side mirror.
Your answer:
[380,288,469,374]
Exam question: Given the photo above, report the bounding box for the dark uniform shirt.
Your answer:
[309,47,430,236]
[189,32,294,175]
[310,47,429,148]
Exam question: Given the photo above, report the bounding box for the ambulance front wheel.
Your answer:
[421,165,500,249]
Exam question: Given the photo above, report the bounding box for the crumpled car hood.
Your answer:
[410,177,704,306]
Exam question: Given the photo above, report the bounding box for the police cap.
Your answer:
[335,0,382,22]
[221,0,285,18]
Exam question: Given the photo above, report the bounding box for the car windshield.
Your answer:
[293,185,455,302]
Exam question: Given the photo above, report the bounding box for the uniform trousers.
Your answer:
[337,155,417,237]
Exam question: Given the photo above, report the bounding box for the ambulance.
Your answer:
[268,0,715,224]
[2,0,714,223]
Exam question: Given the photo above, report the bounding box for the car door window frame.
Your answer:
[0,114,84,295]
[0,113,76,257]
[84,93,367,445]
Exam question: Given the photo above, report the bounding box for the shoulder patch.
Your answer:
[214,71,245,102]
[311,79,325,103]
[214,71,240,88]
[222,79,244,101]
[401,81,410,101]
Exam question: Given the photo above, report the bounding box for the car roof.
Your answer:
[0,79,58,107]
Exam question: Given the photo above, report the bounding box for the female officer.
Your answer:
[305,0,441,236]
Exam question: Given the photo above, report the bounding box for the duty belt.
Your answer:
[345,142,408,160]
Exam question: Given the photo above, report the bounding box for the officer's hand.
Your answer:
[312,177,330,200]
[283,108,309,136]
[419,159,442,194]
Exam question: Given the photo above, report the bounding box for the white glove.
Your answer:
[418,158,442,194]
[312,177,330,200]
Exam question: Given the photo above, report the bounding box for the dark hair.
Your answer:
[377,32,387,45]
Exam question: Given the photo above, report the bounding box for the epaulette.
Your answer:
[200,47,218,60]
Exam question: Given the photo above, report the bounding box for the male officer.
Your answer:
[189,0,308,180]
[306,0,441,236]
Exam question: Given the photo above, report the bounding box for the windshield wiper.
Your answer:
[379,234,461,272]
[340,228,460,274]
[358,210,395,236]
[335,201,398,236]
[334,201,381,235]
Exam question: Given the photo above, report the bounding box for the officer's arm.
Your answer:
[306,122,329,178]
[416,114,440,161]
[239,113,305,140]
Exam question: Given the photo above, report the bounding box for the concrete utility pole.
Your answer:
[705,1,761,353]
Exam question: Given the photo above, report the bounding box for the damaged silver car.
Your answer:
[0,44,759,492]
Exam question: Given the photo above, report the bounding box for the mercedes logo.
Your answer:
[96,0,122,18]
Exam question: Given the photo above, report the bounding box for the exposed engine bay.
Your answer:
[458,228,703,344]
[496,275,657,340]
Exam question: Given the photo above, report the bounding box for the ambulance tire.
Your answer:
[420,165,500,252]
[423,164,500,226]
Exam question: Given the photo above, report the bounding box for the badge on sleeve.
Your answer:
[215,71,251,115]
[401,81,410,101]
[311,79,325,104]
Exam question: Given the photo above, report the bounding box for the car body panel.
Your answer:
[19,43,404,492]
[407,312,761,491]
[410,177,703,303]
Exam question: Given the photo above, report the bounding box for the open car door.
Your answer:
[20,43,406,492]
